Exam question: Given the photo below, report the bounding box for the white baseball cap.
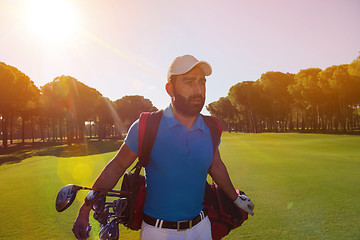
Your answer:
[167,55,212,82]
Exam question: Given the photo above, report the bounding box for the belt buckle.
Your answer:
[177,220,192,231]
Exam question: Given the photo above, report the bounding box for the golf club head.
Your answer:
[56,184,82,212]
[99,222,110,240]
[93,194,106,214]
[93,211,100,220]
[107,219,119,240]
[97,206,110,225]
[113,198,128,218]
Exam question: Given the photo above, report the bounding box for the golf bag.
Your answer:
[119,172,146,230]
[204,183,248,240]
[119,110,163,230]
[137,110,249,239]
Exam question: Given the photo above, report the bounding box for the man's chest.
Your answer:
[148,125,213,173]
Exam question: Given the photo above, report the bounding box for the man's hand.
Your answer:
[234,194,255,216]
[72,206,92,239]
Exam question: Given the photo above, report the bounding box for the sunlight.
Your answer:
[83,29,163,79]
[104,98,125,134]
[25,0,78,43]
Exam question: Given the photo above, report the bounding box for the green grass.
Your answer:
[0,133,359,239]
[221,133,360,239]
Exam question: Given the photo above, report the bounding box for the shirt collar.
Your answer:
[163,104,205,132]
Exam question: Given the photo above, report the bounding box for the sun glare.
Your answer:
[25,0,78,43]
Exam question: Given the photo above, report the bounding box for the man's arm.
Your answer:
[90,143,138,190]
[208,148,254,216]
[208,148,238,201]
[72,143,138,239]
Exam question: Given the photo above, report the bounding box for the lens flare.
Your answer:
[56,144,106,189]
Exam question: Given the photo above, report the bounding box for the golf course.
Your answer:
[0,132,359,240]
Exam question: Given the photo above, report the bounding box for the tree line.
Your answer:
[2,53,359,148]
[0,63,156,148]
[207,54,360,133]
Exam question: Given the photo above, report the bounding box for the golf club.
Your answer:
[99,222,111,240]
[93,195,114,215]
[113,198,127,218]
[97,206,110,225]
[93,195,106,214]
[56,184,128,212]
[107,218,119,240]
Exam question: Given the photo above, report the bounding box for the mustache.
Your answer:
[188,94,204,102]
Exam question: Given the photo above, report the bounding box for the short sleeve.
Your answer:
[124,119,139,154]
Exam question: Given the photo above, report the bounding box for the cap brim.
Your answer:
[196,61,212,76]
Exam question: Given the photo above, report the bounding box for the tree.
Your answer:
[260,72,295,132]
[323,64,360,131]
[41,76,103,144]
[12,69,41,143]
[41,80,67,141]
[206,97,238,132]
[228,81,266,133]
[348,54,360,130]
[114,95,157,130]
[318,65,343,131]
[289,68,323,131]
[94,97,122,140]
[348,54,360,77]
[0,62,14,147]
[0,62,40,147]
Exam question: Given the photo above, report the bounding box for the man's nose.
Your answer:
[192,82,202,94]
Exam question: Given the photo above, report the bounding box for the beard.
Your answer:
[172,90,205,117]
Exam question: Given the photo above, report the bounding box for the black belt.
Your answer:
[143,210,207,231]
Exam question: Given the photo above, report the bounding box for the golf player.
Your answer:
[72,54,254,240]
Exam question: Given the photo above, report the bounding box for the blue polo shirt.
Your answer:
[124,105,214,221]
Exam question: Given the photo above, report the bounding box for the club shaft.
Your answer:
[80,186,128,194]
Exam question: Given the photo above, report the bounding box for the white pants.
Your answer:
[139,216,212,240]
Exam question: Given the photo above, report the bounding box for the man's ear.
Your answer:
[166,82,174,97]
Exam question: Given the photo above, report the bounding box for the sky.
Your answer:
[1,0,360,114]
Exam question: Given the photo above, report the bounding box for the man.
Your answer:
[72,55,254,240]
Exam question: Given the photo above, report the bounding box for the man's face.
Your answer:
[169,66,206,117]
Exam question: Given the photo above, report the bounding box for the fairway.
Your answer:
[0,133,359,239]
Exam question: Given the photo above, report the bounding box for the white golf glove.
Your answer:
[234,194,254,216]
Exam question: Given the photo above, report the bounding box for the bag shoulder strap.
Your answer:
[137,110,163,168]
[202,115,222,155]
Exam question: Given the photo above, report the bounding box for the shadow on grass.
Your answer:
[0,139,123,166]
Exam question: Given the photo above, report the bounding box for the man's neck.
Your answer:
[170,104,198,130]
